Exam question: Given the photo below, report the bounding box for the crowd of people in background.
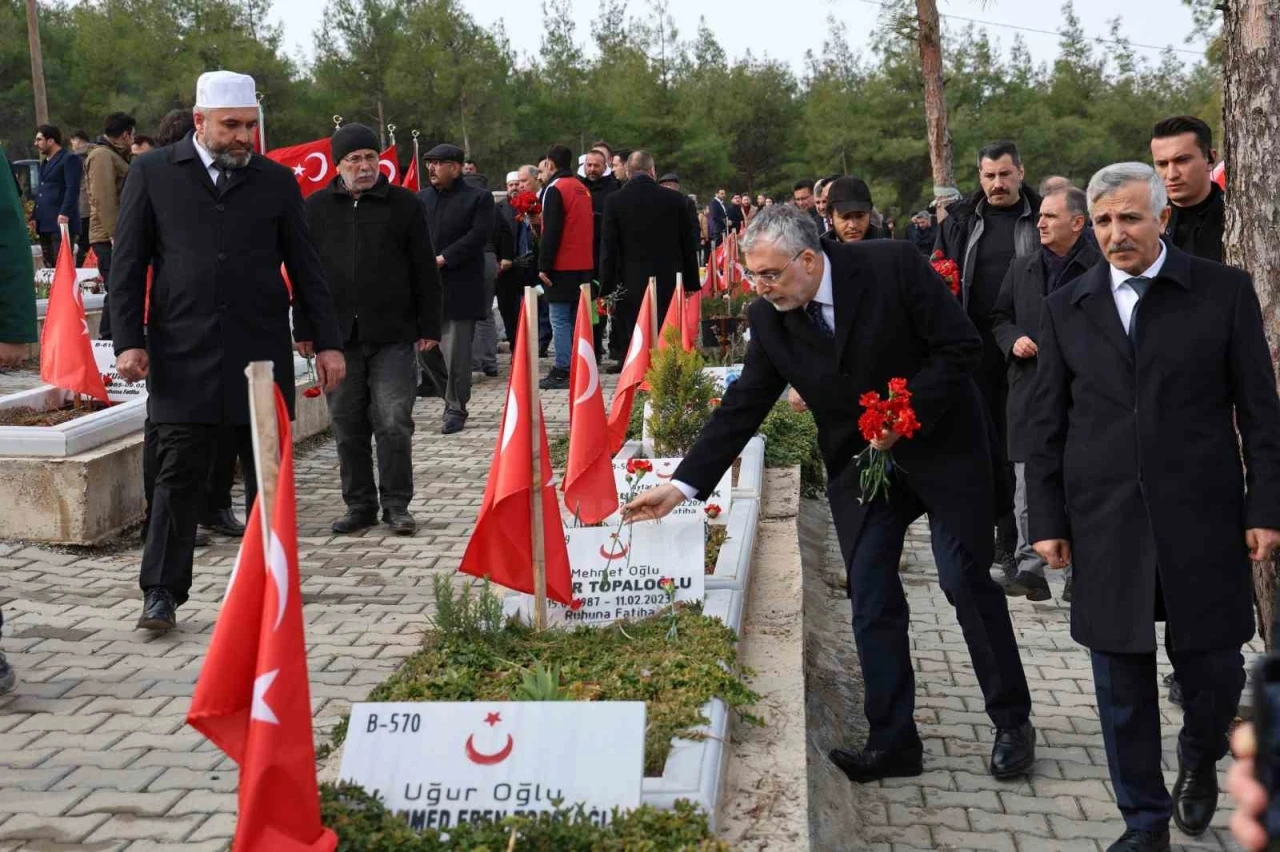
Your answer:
[5,80,1277,851]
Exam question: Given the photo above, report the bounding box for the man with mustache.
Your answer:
[110,71,345,632]
[936,140,1042,590]
[1027,162,1280,852]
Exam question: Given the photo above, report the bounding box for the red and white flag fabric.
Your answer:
[401,152,421,192]
[267,138,332,198]
[40,228,108,404]
[683,285,702,351]
[187,388,336,852]
[563,288,618,525]
[458,308,574,605]
[378,145,399,184]
[606,285,654,453]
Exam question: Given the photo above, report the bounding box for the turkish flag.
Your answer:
[458,307,574,605]
[606,284,654,453]
[40,229,108,404]
[379,145,399,184]
[82,248,98,269]
[657,278,684,352]
[563,288,618,525]
[187,388,336,852]
[266,138,333,198]
[683,285,702,351]
[401,153,420,192]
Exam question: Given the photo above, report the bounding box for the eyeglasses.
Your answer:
[341,152,380,166]
[743,250,805,287]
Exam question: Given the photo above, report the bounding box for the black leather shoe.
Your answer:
[137,589,177,632]
[828,745,923,783]
[331,510,378,535]
[0,650,16,695]
[1172,745,1218,836]
[194,531,211,547]
[383,508,417,536]
[603,360,624,375]
[1164,672,1183,706]
[483,366,500,378]
[990,721,1035,779]
[200,508,246,537]
[1002,570,1052,601]
[1063,576,1073,602]
[539,368,570,390]
[442,414,467,435]
[1105,827,1170,852]
[416,381,439,398]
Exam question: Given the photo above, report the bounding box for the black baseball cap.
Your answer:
[826,176,873,214]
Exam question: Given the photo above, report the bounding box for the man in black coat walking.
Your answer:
[598,150,701,362]
[111,71,344,632]
[1151,116,1223,263]
[301,124,442,538]
[1027,163,1280,852]
[417,143,495,434]
[990,186,1100,603]
[625,205,1033,785]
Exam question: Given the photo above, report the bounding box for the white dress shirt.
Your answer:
[1109,242,1167,334]
[669,253,834,502]
[191,135,224,185]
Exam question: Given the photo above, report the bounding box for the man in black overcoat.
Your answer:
[624,204,1033,784]
[598,150,701,362]
[111,71,345,632]
[1027,162,1280,852]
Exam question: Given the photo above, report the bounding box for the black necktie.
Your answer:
[215,168,229,195]
[1126,276,1150,344]
[805,300,835,339]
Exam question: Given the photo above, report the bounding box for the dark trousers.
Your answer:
[496,270,523,347]
[38,230,63,269]
[610,286,642,361]
[140,423,256,606]
[1091,645,1244,832]
[143,419,241,524]
[418,319,475,418]
[76,218,91,266]
[538,298,552,354]
[834,484,1032,752]
[329,341,416,514]
[92,241,113,340]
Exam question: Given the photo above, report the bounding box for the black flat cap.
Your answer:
[659,173,679,184]
[423,143,465,163]
[826,176,873,214]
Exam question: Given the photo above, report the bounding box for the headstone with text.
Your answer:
[339,701,646,831]
[91,340,147,402]
[610,457,730,526]
[512,518,705,627]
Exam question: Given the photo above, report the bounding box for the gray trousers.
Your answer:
[329,341,417,514]
[418,319,475,418]
[472,252,499,372]
[1013,462,1071,579]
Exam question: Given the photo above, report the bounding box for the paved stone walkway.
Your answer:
[0,360,580,851]
[834,517,1260,851]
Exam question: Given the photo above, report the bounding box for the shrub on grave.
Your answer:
[646,329,718,458]
[759,399,824,496]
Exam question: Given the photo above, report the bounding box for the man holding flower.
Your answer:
[623,204,1032,784]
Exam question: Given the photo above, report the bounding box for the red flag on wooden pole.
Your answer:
[606,284,655,453]
[564,285,618,525]
[40,226,108,404]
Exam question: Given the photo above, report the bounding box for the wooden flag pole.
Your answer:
[245,361,280,553]
[675,272,684,343]
[524,287,548,630]
[255,92,267,153]
[647,277,659,341]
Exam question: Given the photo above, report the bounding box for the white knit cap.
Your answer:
[506,171,519,183]
[196,71,258,109]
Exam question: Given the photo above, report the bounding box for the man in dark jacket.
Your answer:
[417,142,494,434]
[906,210,935,256]
[598,150,701,362]
[302,124,442,537]
[1151,115,1223,263]
[1027,163,1280,852]
[625,204,1032,785]
[990,186,1100,603]
[471,176,512,380]
[822,176,884,243]
[536,144,594,391]
[33,125,82,268]
[69,131,94,265]
[709,188,729,246]
[935,140,1042,583]
[111,71,344,632]
[583,148,620,359]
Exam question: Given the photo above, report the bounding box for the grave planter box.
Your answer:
[32,293,105,358]
[640,697,730,833]
[0,385,147,544]
[293,380,331,442]
[707,497,760,592]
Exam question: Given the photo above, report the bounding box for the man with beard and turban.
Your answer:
[110,70,344,632]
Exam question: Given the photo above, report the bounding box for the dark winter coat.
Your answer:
[1026,243,1280,653]
[418,177,495,321]
[34,148,82,235]
[598,174,702,314]
[1164,182,1225,263]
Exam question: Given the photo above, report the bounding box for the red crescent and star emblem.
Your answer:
[599,541,630,560]
[465,712,514,765]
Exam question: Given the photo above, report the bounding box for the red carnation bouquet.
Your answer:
[856,377,921,504]
[930,250,960,298]
[510,190,542,222]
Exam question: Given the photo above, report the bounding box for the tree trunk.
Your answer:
[25,0,48,125]
[376,97,386,150]
[915,0,953,194]
[1223,0,1280,649]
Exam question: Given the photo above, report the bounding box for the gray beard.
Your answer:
[213,149,251,170]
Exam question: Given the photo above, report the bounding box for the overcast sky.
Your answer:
[265,0,1209,71]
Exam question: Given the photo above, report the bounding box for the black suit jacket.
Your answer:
[1026,243,1280,653]
[674,239,1006,570]
[418,179,494,321]
[709,197,728,240]
[109,134,341,424]
[598,174,701,311]
[989,238,1102,460]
